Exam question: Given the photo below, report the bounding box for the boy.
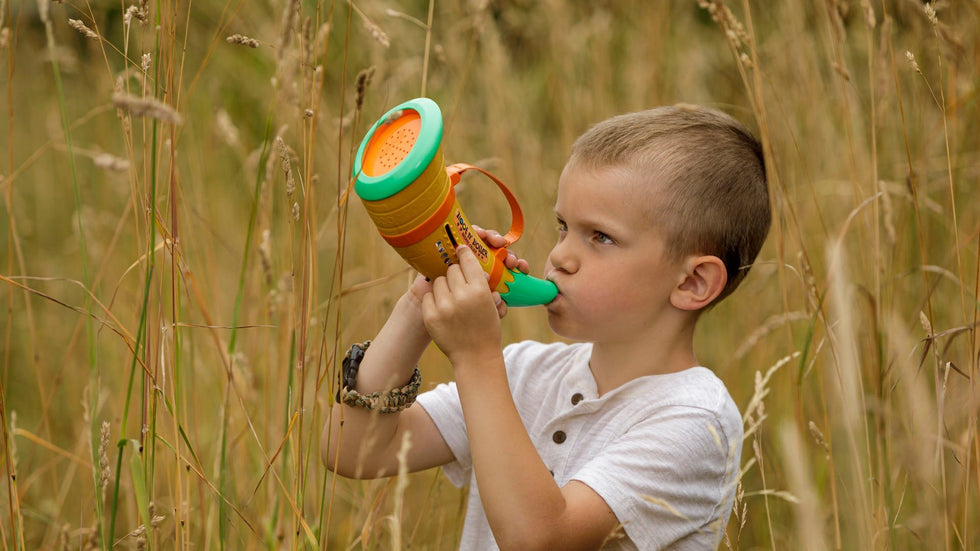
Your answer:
[324,104,770,550]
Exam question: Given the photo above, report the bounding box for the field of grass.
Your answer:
[1,0,978,549]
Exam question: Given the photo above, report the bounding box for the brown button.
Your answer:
[553,430,567,444]
[571,393,584,405]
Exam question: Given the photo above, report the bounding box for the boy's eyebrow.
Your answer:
[555,211,630,236]
[553,200,630,233]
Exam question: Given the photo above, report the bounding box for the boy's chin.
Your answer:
[546,313,589,342]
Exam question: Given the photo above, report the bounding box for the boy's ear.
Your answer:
[670,255,727,311]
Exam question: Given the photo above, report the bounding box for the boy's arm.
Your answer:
[322,226,516,479]
[422,247,620,551]
[322,279,453,478]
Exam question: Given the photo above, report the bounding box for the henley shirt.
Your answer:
[416,340,743,550]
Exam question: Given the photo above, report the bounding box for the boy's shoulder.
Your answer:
[502,341,740,428]
[503,339,586,362]
[626,366,735,413]
[503,341,733,406]
[501,340,590,401]
[502,340,589,376]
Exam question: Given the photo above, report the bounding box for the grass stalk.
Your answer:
[420,0,434,97]
[322,5,355,547]
[38,1,106,548]
[2,3,27,548]
[0,393,24,550]
[860,8,900,550]
[928,17,959,549]
[218,106,275,548]
[109,13,164,547]
[128,439,153,551]
[922,22,977,538]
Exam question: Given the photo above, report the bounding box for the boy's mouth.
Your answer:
[545,276,562,306]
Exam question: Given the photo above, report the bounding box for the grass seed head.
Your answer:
[68,19,99,39]
[355,66,375,110]
[276,136,296,196]
[860,0,876,29]
[227,33,259,48]
[112,92,183,125]
[906,50,921,73]
[37,0,50,24]
[93,153,130,172]
[124,4,147,25]
[98,421,111,495]
[215,109,240,147]
[362,19,390,48]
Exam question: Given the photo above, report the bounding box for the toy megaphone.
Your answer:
[353,98,558,307]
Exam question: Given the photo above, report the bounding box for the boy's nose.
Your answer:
[547,238,577,274]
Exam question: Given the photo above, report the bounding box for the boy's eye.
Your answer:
[556,218,567,232]
[593,231,614,245]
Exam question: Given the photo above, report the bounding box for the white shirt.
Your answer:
[416,340,742,550]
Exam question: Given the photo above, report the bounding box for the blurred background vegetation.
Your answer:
[1,0,978,549]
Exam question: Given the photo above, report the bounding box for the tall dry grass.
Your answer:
[1,0,977,549]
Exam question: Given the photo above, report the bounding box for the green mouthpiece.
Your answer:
[500,270,558,307]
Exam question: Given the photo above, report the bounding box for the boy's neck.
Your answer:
[587,325,699,396]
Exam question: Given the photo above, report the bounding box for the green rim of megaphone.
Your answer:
[353,98,443,201]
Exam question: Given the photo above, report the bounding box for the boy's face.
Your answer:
[544,162,686,344]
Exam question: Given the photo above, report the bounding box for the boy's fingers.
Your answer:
[456,246,489,283]
[472,224,506,247]
[431,274,450,298]
[486,232,504,246]
[445,262,466,290]
[500,251,530,274]
[420,287,436,314]
[492,291,507,317]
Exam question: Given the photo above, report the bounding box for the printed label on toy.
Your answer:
[454,212,490,264]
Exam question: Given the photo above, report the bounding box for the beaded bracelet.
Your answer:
[337,341,421,414]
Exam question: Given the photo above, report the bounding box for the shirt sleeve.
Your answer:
[413,342,542,488]
[415,381,471,487]
[570,407,739,550]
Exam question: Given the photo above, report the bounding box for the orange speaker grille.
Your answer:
[362,111,422,177]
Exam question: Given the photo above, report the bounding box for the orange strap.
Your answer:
[445,163,525,246]
[447,164,524,291]
[380,163,525,252]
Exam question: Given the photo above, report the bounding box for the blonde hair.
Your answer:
[569,104,770,305]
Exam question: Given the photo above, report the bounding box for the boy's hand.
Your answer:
[421,245,503,365]
[406,266,507,320]
[473,224,531,275]
[406,272,435,307]
[410,225,527,320]
[472,224,529,318]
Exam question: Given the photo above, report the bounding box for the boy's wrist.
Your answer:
[337,340,422,413]
[399,288,425,313]
[392,292,432,341]
[450,349,506,379]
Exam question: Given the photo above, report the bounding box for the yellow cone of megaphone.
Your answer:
[353,98,557,307]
